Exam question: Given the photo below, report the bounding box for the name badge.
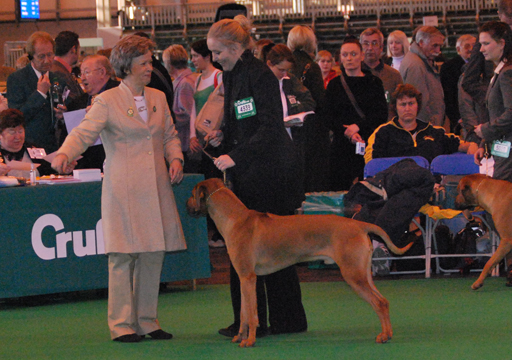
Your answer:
[287,95,297,105]
[27,148,47,159]
[234,97,257,120]
[491,140,511,158]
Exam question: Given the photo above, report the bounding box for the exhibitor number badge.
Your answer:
[491,140,511,158]
[234,97,257,120]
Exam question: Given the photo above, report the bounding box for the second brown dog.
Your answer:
[456,173,512,290]
[187,178,413,347]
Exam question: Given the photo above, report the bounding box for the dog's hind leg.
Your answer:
[336,248,393,343]
[472,239,512,290]
[233,273,258,347]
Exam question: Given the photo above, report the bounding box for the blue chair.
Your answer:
[430,153,479,176]
[428,153,499,277]
[364,156,429,178]
[363,156,431,277]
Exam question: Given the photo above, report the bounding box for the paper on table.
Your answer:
[7,161,41,171]
[63,109,102,146]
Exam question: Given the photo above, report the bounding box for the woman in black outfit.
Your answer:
[325,37,388,191]
[206,15,307,337]
[287,25,331,192]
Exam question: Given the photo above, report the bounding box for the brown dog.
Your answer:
[187,178,413,347]
[455,173,512,290]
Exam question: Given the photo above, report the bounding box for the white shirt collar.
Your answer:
[31,63,44,79]
[494,60,506,75]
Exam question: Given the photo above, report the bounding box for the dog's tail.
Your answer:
[367,224,414,255]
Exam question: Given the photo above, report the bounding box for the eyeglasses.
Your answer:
[4,128,24,136]
[81,68,103,77]
[362,40,381,48]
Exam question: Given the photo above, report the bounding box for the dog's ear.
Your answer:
[460,181,475,203]
[193,183,207,210]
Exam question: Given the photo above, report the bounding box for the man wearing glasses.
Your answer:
[7,31,64,154]
[67,54,120,170]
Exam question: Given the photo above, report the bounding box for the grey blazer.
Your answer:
[481,64,512,181]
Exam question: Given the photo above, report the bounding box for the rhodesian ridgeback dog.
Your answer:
[455,173,512,290]
[187,178,413,347]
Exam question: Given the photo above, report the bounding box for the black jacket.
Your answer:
[221,50,304,214]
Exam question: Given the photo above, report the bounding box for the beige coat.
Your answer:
[58,81,187,254]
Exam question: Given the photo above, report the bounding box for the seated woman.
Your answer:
[0,109,75,178]
[365,83,478,164]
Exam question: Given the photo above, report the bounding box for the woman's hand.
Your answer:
[343,124,360,140]
[204,130,224,147]
[0,162,11,176]
[189,137,203,153]
[351,133,364,144]
[169,158,183,185]
[474,124,483,139]
[51,154,75,174]
[474,147,485,166]
[214,155,235,171]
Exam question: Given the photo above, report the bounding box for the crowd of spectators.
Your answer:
[3,0,512,341]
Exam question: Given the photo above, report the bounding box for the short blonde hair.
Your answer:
[287,25,317,55]
[162,44,189,71]
[207,15,253,50]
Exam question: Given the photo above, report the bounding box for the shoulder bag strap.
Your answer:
[339,73,366,120]
[300,63,311,83]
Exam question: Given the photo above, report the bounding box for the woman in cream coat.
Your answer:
[52,35,186,343]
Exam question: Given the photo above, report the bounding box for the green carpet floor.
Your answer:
[1,278,511,359]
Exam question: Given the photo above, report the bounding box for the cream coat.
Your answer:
[58,81,187,253]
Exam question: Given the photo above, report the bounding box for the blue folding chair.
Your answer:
[363,156,431,276]
[428,153,499,277]
[364,156,430,178]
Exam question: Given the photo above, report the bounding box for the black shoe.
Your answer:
[218,324,238,337]
[218,324,269,338]
[113,333,143,343]
[146,329,173,340]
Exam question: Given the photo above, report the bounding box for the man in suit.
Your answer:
[52,31,84,103]
[440,34,476,133]
[7,31,64,154]
[51,31,85,145]
[67,54,120,170]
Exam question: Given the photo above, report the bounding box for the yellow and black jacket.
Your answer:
[365,117,460,163]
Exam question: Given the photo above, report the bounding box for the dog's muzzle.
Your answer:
[186,196,203,217]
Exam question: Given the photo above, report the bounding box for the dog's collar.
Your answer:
[475,179,484,199]
[205,186,226,204]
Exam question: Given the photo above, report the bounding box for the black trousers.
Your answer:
[228,262,307,333]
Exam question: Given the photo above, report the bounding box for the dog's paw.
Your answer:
[238,339,256,347]
[375,333,390,343]
[471,282,484,290]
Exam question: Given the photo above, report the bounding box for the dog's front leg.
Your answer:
[233,273,258,347]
